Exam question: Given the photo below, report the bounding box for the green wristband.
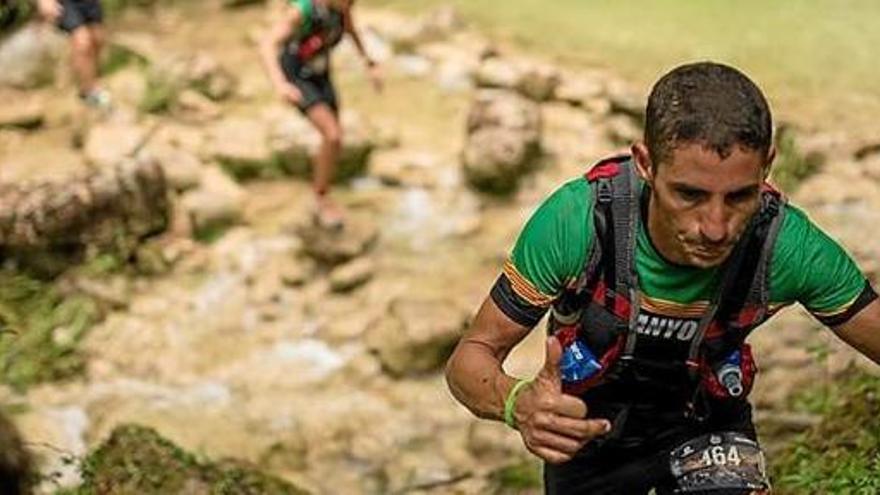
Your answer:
[503,378,533,428]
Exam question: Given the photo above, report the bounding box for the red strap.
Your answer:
[735,305,761,327]
[555,326,578,347]
[585,160,620,181]
[590,280,632,319]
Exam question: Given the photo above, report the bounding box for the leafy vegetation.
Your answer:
[770,125,824,193]
[772,367,880,494]
[0,271,99,391]
[488,459,542,494]
[57,424,310,495]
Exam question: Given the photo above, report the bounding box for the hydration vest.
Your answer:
[549,155,786,440]
[286,0,345,75]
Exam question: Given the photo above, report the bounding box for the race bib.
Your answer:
[669,431,770,493]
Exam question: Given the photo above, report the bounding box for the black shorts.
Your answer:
[544,401,758,494]
[57,0,103,33]
[279,52,338,115]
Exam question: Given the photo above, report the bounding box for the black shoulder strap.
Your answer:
[576,157,642,357]
[688,189,787,365]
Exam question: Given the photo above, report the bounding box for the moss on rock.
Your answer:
[64,424,310,495]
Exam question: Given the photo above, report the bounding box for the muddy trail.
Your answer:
[2,1,880,494]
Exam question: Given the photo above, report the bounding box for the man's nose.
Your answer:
[699,202,728,244]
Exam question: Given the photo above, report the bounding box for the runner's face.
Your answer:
[636,142,771,268]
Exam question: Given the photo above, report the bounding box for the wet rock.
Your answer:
[0,97,44,130]
[435,57,476,93]
[297,215,379,266]
[0,24,64,88]
[16,406,89,491]
[0,157,169,254]
[141,143,203,192]
[474,57,522,91]
[516,63,560,102]
[173,89,223,123]
[462,89,542,194]
[369,148,442,188]
[475,58,559,102]
[187,52,238,101]
[466,89,542,140]
[366,296,467,377]
[328,257,375,292]
[376,5,463,53]
[606,80,645,122]
[555,73,604,108]
[204,117,275,181]
[106,67,149,108]
[606,113,642,146]
[266,108,319,177]
[84,121,152,169]
[181,166,245,238]
[393,53,433,78]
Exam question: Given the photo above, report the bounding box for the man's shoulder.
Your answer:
[541,175,592,213]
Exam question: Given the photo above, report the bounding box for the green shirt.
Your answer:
[502,176,869,325]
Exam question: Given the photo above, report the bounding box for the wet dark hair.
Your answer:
[644,62,773,166]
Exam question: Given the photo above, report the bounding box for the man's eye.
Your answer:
[678,189,703,202]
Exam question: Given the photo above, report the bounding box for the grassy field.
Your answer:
[373,0,880,136]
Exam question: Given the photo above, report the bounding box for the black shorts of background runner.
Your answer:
[544,400,758,494]
[279,50,339,115]
[57,0,103,33]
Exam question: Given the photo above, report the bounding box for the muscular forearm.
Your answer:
[445,339,517,421]
[833,299,880,366]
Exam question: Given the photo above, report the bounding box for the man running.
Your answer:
[446,62,880,494]
[37,0,111,109]
[259,0,381,230]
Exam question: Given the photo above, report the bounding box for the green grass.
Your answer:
[770,124,824,193]
[772,367,880,494]
[372,0,880,133]
[0,271,100,391]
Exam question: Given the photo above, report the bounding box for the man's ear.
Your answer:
[763,145,777,181]
[631,141,655,183]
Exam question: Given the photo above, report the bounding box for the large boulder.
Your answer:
[203,117,277,181]
[296,215,379,266]
[371,5,464,53]
[141,142,204,192]
[475,57,560,102]
[0,96,44,130]
[84,121,152,168]
[0,24,64,88]
[461,89,542,194]
[365,296,468,377]
[180,165,245,238]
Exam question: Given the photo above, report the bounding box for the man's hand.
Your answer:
[513,336,612,464]
[275,82,302,105]
[37,0,62,23]
[367,63,383,93]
